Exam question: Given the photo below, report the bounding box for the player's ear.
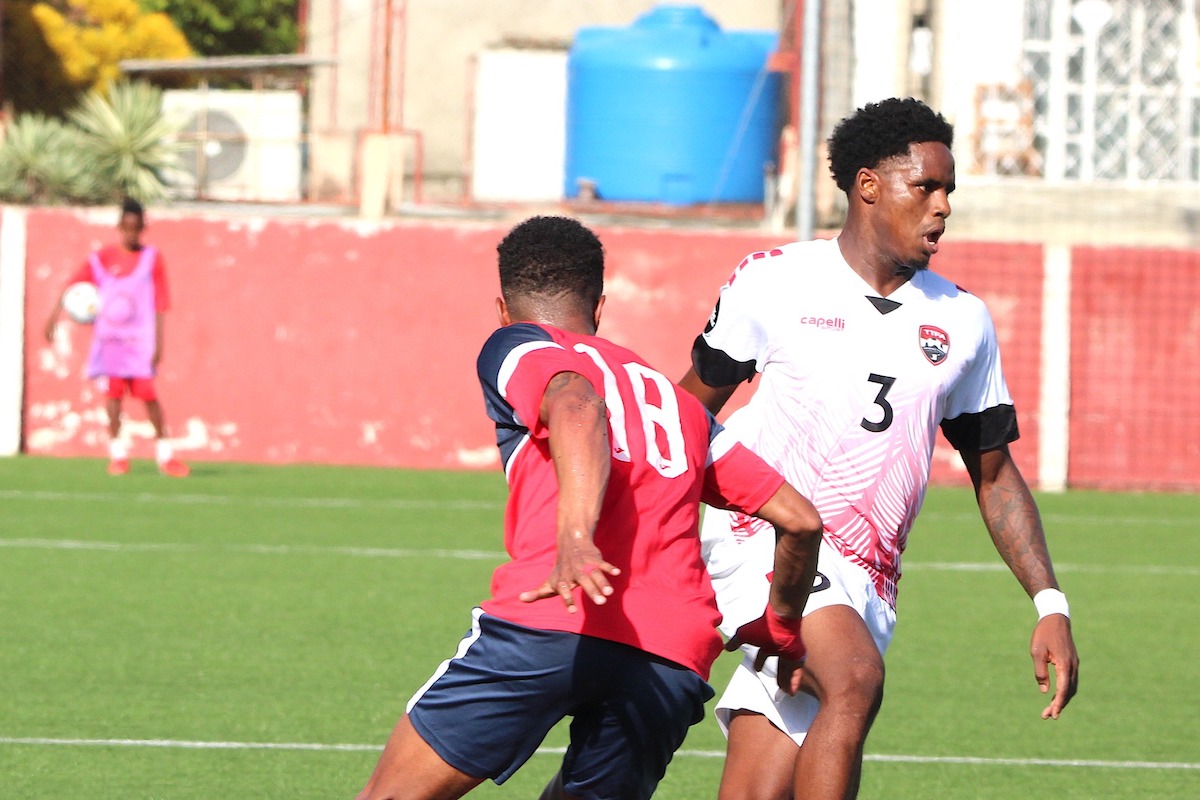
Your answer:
[495,296,511,326]
[593,295,606,331]
[856,168,879,204]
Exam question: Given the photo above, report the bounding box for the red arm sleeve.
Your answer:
[152,252,170,312]
[504,348,587,440]
[702,435,785,515]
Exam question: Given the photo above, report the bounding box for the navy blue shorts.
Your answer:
[406,608,714,800]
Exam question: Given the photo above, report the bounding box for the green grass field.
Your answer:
[1,456,1197,798]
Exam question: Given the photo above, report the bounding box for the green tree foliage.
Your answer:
[2,0,192,115]
[2,2,74,115]
[139,0,299,57]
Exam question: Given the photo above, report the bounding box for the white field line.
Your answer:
[1,490,1195,531]
[905,562,1200,578]
[915,510,1199,530]
[0,538,506,561]
[0,489,503,512]
[1,490,1194,574]
[0,537,1195,577]
[860,753,1200,770]
[0,736,1196,770]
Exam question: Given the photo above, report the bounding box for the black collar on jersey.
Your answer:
[867,296,902,314]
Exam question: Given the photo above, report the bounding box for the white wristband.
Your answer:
[1033,588,1070,620]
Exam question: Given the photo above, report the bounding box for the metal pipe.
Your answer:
[789,0,801,133]
[795,0,821,240]
[329,0,339,129]
[408,129,423,203]
[359,0,424,207]
[393,0,407,130]
[461,53,478,203]
[381,0,393,132]
[368,0,381,129]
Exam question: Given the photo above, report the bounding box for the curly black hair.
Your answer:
[497,216,604,314]
[827,97,954,193]
[120,196,145,220]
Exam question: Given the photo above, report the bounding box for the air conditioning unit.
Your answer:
[162,89,304,202]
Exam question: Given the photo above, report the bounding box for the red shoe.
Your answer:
[158,458,190,478]
[107,458,130,476]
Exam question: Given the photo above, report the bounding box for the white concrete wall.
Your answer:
[851,0,912,106]
[470,49,568,202]
[0,207,27,457]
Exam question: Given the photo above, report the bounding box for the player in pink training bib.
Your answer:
[44,198,189,477]
[355,216,824,800]
[680,98,1080,800]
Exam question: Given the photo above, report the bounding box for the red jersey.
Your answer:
[476,323,784,679]
[68,244,170,313]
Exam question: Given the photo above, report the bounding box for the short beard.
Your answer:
[893,260,931,280]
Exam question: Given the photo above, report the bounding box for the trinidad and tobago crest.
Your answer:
[919,325,950,365]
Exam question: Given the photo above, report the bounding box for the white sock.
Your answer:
[156,439,173,465]
[109,439,128,461]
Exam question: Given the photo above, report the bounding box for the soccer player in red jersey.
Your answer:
[355,216,823,800]
[44,198,188,477]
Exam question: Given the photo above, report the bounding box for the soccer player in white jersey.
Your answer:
[678,98,1080,799]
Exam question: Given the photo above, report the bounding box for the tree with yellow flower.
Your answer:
[3,0,192,115]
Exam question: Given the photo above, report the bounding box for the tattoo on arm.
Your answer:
[970,450,1060,598]
[544,372,576,400]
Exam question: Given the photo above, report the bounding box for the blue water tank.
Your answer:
[564,5,780,205]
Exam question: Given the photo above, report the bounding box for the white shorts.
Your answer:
[700,506,897,745]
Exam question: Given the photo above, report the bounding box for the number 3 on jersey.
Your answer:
[574,344,688,478]
[861,373,896,432]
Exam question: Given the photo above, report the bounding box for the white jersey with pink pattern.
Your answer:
[693,237,1017,610]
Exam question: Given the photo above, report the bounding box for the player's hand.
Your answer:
[774,656,806,696]
[519,537,620,613]
[725,608,806,695]
[1030,613,1078,719]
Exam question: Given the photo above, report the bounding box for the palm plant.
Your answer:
[0,114,103,204]
[68,80,185,203]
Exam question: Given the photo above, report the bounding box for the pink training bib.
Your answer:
[85,246,158,379]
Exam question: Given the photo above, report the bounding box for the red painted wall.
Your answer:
[22,210,785,470]
[22,209,1048,486]
[1069,247,1200,490]
[27,210,503,468]
[930,241,1045,486]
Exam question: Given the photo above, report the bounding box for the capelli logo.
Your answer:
[800,315,846,330]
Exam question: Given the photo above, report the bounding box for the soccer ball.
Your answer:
[62,282,100,324]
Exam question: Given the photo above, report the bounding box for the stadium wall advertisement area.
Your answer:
[1,205,1196,491]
